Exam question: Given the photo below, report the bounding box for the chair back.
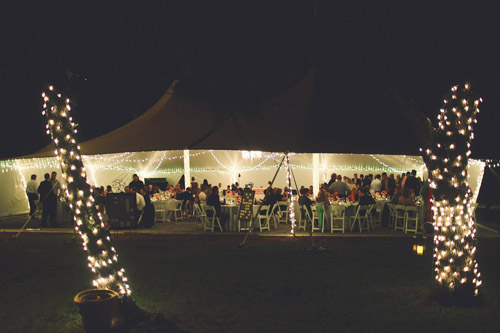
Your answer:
[330,205,345,217]
[205,205,216,218]
[357,205,371,217]
[259,205,271,217]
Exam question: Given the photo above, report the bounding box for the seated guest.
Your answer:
[206,186,227,229]
[358,187,376,206]
[262,188,277,207]
[177,187,195,216]
[347,187,358,202]
[274,188,284,202]
[129,187,145,225]
[298,188,313,218]
[124,186,130,193]
[139,187,155,228]
[391,185,403,205]
[398,187,415,206]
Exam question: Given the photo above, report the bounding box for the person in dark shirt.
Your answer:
[403,170,421,195]
[139,186,155,228]
[177,187,195,216]
[37,173,60,228]
[206,186,227,229]
[358,187,375,206]
[129,174,145,193]
[298,188,313,218]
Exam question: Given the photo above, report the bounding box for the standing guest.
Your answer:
[37,173,60,228]
[361,174,371,188]
[191,177,199,196]
[26,174,39,217]
[50,171,62,198]
[202,179,209,188]
[403,170,421,195]
[352,173,359,186]
[105,185,113,196]
[129,174,145,193]
[401,172,410,188]
[380,173,389,193]
[315,188,331,229]
[357,174,364,188]
[308,185,314,197]
[327,173,337,187]
[206,186,227,229]
[124,186,130,193]
[387,174,396,197]
[328,175,352,198]
[370,174,382,193]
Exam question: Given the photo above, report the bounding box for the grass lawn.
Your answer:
[1,233,499,332]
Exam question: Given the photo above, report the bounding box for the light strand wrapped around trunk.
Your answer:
[42,85,131,297]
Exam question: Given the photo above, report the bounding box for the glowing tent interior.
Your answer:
[0,69,485,217]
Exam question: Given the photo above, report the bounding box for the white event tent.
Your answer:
[0,69,485,217]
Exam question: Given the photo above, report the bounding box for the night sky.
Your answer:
[2,1,500,159]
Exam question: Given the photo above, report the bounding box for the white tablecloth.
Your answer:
[152,199,179,221]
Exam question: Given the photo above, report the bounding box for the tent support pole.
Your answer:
[289,161,316,248]
[239,154,286,247]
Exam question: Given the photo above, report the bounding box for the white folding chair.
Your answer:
[312,205,325,233]
[204,206,223,232]
[330,205,346,233]
[394,205,407,232]
[194,204,207,229]
[172,200,184,221]
[256,205,272,232]
[368,204,381,229]
[405,206,419,234]
[350,205,371,232]
[275,201,290,224]
[298,205,311,231]
[386,203,396,229]
[154,202,166,223]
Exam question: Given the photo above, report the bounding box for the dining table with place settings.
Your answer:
[151,198,180,222]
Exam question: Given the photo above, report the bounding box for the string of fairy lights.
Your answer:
[284,154,297,234]
[42,85,131,297]
[423,83,482,297]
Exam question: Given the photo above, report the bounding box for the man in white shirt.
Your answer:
[370,174,382,193]
[198,186,207,207]
[26,174,39,217]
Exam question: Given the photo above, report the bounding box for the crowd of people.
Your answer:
[26,170,425,230]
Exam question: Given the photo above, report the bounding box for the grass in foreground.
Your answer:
[0,233,499,332]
